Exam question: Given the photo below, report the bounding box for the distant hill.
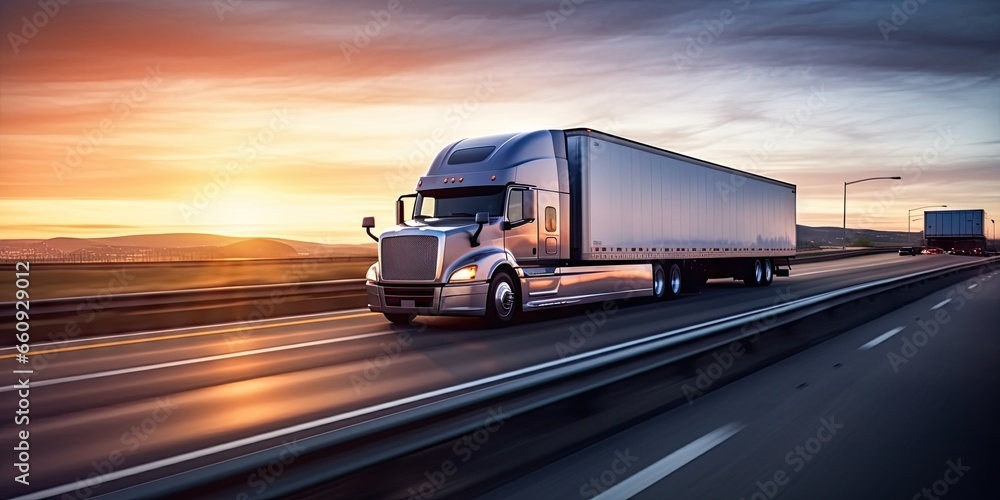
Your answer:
[0,233,376,263]
[216,239,299,259]
[41,237,113,253]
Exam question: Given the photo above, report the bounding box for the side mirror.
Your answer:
[362,216,378,242]
[395,199,405,225]
[470,211,489,247]
[522,191,536,221]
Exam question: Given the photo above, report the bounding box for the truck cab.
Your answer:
[363,130,570,325]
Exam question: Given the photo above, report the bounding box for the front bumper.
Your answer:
[366,281,490,316]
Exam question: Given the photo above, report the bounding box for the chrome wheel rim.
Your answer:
[764,260,773,282]
[754,260,762,283]
[495,281,514,318]
[654,268,666,297]
[670,266,682,295]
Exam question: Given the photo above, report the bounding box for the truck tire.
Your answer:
[744,259,764,287]
[666,263,683,298]
[761,259,774,286]
[652,263,667,300]
[384,313,415,325]
[485,271,518,325]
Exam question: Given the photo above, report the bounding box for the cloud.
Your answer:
[0,0,997,241]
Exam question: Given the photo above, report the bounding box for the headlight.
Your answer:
[449,265,478,282]
[366,263,378,282]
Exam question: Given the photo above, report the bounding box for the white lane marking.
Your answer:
[859,327,905,350]
[968,283,979,290]
[592,423,745,500]
[930,299,952,310]
[0,329,395,392]
[0,307,373,351]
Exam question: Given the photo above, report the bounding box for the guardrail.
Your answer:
[0,279,369,341]
[0,248,923,340]
[58,256,995,500]
[792,247,897,263]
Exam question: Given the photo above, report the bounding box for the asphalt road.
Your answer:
[485,262,1000,499]
[0,253,990,499]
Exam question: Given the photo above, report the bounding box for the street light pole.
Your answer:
[907,205,947,246]
[843,176,902,249]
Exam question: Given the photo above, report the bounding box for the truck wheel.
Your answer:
[744,259,764,287]
[485,271,518,325]
[666,263,683,298]
[652,263,667,300]
[761,259,774,286]
[384,313,415,325]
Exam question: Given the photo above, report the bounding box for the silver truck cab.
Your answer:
[363,130,571,325]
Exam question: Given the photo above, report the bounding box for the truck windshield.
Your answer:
[415,187,506,218]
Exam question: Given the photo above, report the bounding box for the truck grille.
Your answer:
[381,235,438,281]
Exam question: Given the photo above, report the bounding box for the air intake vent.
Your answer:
[381,236,438,280]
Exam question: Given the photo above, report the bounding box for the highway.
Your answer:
[1,253,995,499]
[485,263,1000,499]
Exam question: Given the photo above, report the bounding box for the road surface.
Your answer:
[0,253,991,499]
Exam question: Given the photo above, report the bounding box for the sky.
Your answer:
[0,0,997,244]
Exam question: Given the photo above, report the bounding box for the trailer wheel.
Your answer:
[652,263,667,300]
[484,271,518,326]
[384,313,415,325]
[744,259,764,287]
[666,263,683,298]
[761,259,774,286]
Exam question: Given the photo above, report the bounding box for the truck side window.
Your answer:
[507,190,523,221]
[545,206,557,232]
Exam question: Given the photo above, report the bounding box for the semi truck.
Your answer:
[362,129,796,325]
[924,209,988,256]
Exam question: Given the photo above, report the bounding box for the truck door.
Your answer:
[537,190,560,259]
[504,186,538,263]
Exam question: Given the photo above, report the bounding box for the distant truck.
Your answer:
[924,209,988,256]
[362,129,796,325]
